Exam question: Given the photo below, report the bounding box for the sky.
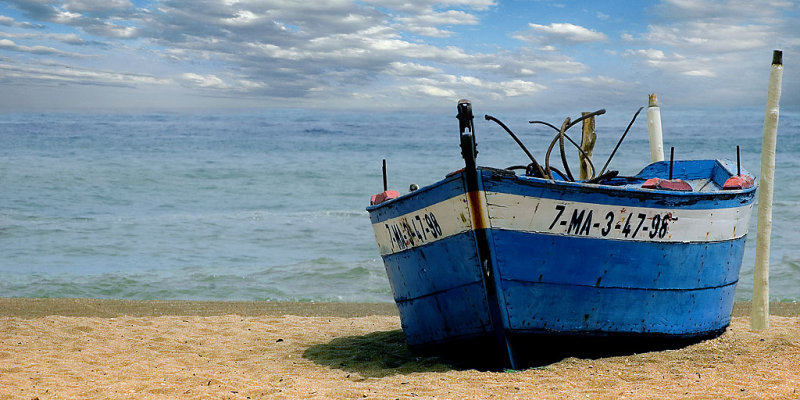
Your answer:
[0,0,798,112]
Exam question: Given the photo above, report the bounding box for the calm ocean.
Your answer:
[1,107,798,302]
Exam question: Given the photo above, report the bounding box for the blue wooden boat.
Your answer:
[367,100,756,368]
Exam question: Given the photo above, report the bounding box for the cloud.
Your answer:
[179,72,228,89]
[7,0,137,17]
[0,31,106,47]
[2,0,63,22]
[626,0,800,79]
[0,0,570,104]
[0,59,168,87]
[394,10,479,37]
[642,22,772,53]
[0,0,796,110]
[4,0,141,41]
[0,38,78,56]
[82,21,137,38]
[362,0,495,14]
[64,0,134,13]
[653,0,794,21]
[409,83,458,98]
[397,74,545,100]
[0,14,42,28]
[623,48,716,77]
[556,75,631,88]
[136,1,569,98]
[386,61,443,77]
[518,23,607,44]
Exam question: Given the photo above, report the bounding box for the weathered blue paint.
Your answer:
[491,230,745,336]
[367,159,756,357]
[502,282,737,335]
[493,231,745,290]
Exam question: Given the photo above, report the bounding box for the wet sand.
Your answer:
[1,299,798,399]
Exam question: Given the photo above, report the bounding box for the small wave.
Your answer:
[300,209,366,218]
[783,257,800,273]
[0,256,393,302]
[243,209,367,221]
[303,128,342,135]
[0,268,388,302]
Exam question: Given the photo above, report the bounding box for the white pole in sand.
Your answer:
[647,93,665,162]
[752,50,783,330]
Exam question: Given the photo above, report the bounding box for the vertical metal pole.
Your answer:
[752,50,783,330]
[669,147,674,180]
[382,159,387,192]
[737,145,741,177]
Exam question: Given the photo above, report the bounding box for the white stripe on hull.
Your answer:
[371,194,473,256]
[486,192,753,243]
[371,191,753,256]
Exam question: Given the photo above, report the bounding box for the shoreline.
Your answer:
[0,298,398,318]
[0,297,797,318]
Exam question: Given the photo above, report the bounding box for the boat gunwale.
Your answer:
[482,158,757,199]
[367,159,756,219]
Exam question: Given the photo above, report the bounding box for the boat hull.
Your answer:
[369,174,494,345]
[368,162,756,347]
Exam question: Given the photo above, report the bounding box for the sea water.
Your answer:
[1,107,798,302]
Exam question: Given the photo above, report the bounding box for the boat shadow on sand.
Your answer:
[303,329,719,376]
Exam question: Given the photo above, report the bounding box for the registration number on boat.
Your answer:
[384,212,444,250]
[547,204,677,239]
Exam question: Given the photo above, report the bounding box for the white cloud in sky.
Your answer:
[0,38,77,56]
[386,62,443,77]
[654,0,794,20]
[179,72,229,89]
[525,23,607,43]
[624,49,717,78]
[64,0,134,13]
[394,10,479,37]
[0,0,797,110]
[0,59,169,87]
[619,0,797,107]
[643,22,771,53]
[0,13,40,28]
[363,0,495,13]
[557,75,630,88]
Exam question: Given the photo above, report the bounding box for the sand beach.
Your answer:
[1,299,798,399]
